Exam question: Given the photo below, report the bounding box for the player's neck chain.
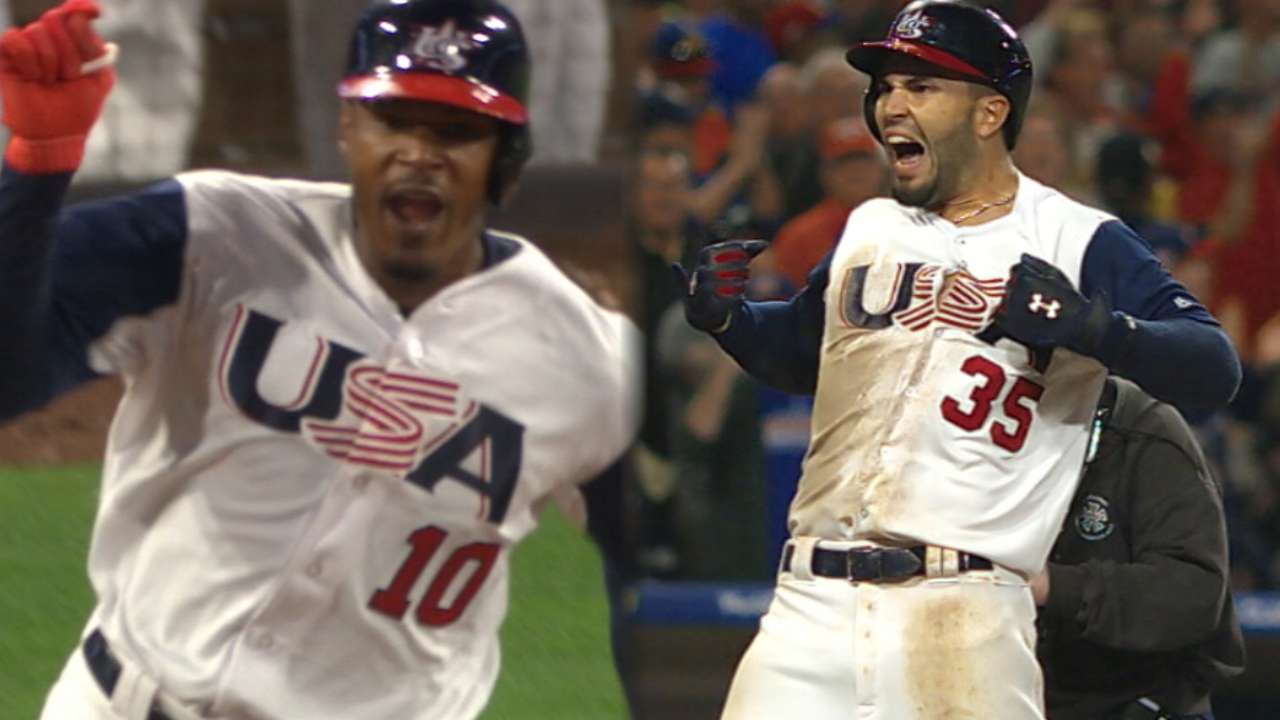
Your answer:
[948,193,1016,226]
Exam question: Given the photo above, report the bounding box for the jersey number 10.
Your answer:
[940,354,1044,452]
[368,525,500,627]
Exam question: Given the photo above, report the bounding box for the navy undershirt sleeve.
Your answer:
[713,253,829,395]
[0,167,188,420]
[1079,220,1240,408]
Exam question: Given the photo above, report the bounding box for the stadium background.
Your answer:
[2,0,1280,718]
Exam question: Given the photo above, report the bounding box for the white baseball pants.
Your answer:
[720,541,1045,720]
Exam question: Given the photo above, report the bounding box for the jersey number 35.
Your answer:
[941,354,1044,452]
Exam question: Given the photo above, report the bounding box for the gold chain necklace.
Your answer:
[949,194,1015,225]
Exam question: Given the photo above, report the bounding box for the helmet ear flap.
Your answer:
[488,124,532,206]
[1001,81,1030,150]
[1002,121,1018,150]
[863,84,883,145]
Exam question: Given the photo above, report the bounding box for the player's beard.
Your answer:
[891,116,979,211]
[381,257,436,284]
[378,224,458,284]
[374,220,486,305]
[352,209,440,284]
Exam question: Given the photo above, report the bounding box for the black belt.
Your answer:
[782,544,992,583]
[83,629,174,720]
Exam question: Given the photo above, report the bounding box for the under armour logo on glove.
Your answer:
[990,253,1115,360]
[1027,293,1061,319]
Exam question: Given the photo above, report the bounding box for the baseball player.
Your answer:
[677,2,1241,719]
[0,1,638,719]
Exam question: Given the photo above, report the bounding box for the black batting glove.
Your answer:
[671,239,769,333]
[991,253,1116,360]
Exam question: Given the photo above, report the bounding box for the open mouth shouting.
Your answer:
[884,132,928,180]
[384,185,445,232]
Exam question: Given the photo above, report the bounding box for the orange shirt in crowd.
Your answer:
[770,198,851,289]
[694,107,734,176]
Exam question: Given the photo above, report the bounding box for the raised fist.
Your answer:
[672,239,768,333]
[0,0,116,173]
[990,253,1114,360]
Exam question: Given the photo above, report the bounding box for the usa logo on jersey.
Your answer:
[218,305,524,524]
[840,262,1005,334]
[301,361,464,473]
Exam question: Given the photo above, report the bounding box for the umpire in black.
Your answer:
[1032,377,1246,720]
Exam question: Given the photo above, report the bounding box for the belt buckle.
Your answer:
[847,547,923,583]
[848,547,925,583]
[882,547,923,582]
[846,548,879,582]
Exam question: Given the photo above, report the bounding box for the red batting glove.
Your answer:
[0,0,115,173]
[672,239,769,333]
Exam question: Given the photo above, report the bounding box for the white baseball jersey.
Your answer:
[787,174,1202,575]
[5,170,638,719]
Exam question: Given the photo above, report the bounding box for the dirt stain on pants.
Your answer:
[902,591,998,719]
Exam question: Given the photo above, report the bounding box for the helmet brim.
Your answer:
[847,38,986,82]
[338,72,529,125]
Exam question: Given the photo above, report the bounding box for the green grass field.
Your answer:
[0,465,626,719]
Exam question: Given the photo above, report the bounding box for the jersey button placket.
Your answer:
[405,335,426,363]
[399,326,428,365]
[948,227,969,271]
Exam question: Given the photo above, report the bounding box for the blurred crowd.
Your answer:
[626,0,1280,592]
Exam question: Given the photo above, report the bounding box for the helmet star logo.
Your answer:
[893,10,933,39]
[411,20,476,73]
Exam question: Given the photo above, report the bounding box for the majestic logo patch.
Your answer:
[893,10,933,39]
[1075,494,1115,541]
[410,20,475,73]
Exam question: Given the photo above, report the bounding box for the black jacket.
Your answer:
[1037,378,1246,719]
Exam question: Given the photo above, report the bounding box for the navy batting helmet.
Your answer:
[847,0,1033,149]
[339,0,532,204]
